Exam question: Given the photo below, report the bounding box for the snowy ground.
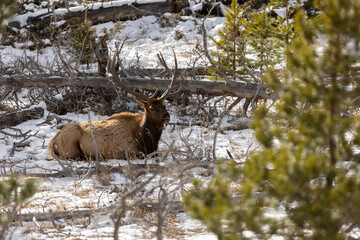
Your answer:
[0,100,257,239]
[0,1,262,239]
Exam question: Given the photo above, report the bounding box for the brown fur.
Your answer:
[48,99,170,160]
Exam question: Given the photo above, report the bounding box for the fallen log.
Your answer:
[0,76,276,99]
[8,0,181,29]
[2,162,212,178]
[13,200,184,222]
[120,66,210,77]
[0,107,44,129]
[14,206,113,222]
[12,194,263,222]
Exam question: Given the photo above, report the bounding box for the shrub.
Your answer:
[185,0,360,239]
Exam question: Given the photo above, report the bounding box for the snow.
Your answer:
[272,8,287,19]
[0,96,257,238]
[191,3,204,12]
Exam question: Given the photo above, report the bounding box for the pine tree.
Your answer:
[211,0,247,78]
[185,0,360,239]
[269,0,299,44]
[244,9,284,71]
[0,0,18,31]
[68,21,96,66]
[211,0,291,79]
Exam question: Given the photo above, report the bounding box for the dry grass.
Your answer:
[95,164,114,186]
[132,205,153,222]
[164,216,185,239]
[57,200,67,211]
[74,217,91,228]
[22,228,32,235]
[73,188,93,197]
[81,200,96,209]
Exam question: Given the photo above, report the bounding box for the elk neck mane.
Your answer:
[137,111,164,154]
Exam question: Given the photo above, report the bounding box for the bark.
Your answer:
[0,107,44,129]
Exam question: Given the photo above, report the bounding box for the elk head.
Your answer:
[110,49,180,124]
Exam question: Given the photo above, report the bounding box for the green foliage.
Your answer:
[243,9,285,71]
[184,160,276,240]
[185,0,360,239]
[211,0,247,78]
[211,0,292,80]
[269,0,300,44]
[68,21,96,65]
[0,177,37,224]
[0,0,18,31]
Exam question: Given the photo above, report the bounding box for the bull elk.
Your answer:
[48,51,180,160]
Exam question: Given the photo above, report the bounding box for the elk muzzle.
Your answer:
[163,112,170,123]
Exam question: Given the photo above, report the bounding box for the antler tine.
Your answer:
[110,47,151,101]
[154,53,172,78]
[158,50,180,100]
[148,88,159,99]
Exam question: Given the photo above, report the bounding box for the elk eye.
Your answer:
[149,106,154,111]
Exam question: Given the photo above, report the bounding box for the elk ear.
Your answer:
[135,99,149,109]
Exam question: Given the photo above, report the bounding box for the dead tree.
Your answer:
[93,34,109,76]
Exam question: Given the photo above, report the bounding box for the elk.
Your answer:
[48,51,180,160]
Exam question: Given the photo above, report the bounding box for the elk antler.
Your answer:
[110,48,157,102]
[157,50,181,101]
[110,47,181,102]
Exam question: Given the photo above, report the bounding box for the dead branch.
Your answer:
[213,97,242,161]
[0,89,12,102]
[1,162,213,178]
[9,130,38,157]
[11,199,184,224]
[137,200,184,214]
[0,107,44,129]
[113,157,163,240]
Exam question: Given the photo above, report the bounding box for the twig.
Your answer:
[0,88,12,102]
[10,131,39,156]
[54,155,73,176]
[0,129,31,138]
[32,216,44,233]
[212,97,242,161]
[0,163,170,178]
[155,187,168,240]
[76,112,100,184]
[113,171,158,240]
[198,20,252,84]
[212,101,228,162]
[114,145,174,240]
[250,86,261,110]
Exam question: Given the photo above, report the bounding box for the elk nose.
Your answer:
[164,112,170,121]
